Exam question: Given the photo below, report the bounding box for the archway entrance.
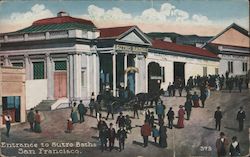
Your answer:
[148,62,161,93]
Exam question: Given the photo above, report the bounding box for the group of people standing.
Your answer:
[27,108,42,133]
[97,112,131,152]
[216,132,241,157]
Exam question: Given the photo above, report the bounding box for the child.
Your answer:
[66,118,73,133]
[125,115,132,133]
[152,125,159,143]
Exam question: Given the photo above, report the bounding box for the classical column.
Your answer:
[112,53,117,96]
[124,53,128,88]
[77,53,82,99]
[93,53,97,95]
[96,54,100,95]
[46,53,54,100]
[73,53,81,99]
[66,56,70,98]
[86,54,91,98]
[3,55,10,66]
[69,54,74,100]
[135,55,139,94]
[24,54,31,80]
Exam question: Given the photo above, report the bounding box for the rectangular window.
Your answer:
[12,62,24,67]
[230,61,233,73]
[243,62,248,72]
[228,61,233,73]
[203,67,207,76]
[33,62,44,79]
[54,61,67,71]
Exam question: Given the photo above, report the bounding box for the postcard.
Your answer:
[0,0,249,157]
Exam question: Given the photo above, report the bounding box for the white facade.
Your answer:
[146,51,219,90]
[0,14,222,110]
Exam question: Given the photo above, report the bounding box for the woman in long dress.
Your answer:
[34,110,42,133]
[71,102,79,123]
[177,105,185,128]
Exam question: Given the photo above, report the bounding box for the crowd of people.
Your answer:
[2,71,249,156]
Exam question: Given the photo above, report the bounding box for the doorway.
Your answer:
[174,62,185,84]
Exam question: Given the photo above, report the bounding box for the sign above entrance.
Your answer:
[115,44,148,53]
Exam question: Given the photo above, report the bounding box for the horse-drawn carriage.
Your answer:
[97,89,164,113]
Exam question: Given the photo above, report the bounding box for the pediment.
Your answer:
[117,28,151,45]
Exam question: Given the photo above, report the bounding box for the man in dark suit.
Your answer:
[78,100,85,123]
[107,123,116,151]
[214,106,223,131]
[236,106,246,131]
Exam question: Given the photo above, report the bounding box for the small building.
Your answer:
[203,23,250,76]
[0,66,26,127]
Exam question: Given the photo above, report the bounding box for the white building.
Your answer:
[0,12,220,110]
[203,23,250,77]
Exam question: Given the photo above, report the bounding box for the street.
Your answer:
[1,89,250,157]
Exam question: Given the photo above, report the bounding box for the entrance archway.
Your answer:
[148,62,161,93]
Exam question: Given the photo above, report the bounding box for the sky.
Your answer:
[0,0,249,36]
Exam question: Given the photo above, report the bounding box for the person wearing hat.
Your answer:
[236,106,246,132]
[141,120,152,147]
[116,112,125,128]
[192,91,200,108]
[117,126,127,152]
[167,107,175,129]
[107,123,116,151]
[34,110,42,133]
[99,124,108,152]
[155,100,164,124]
[177,105,185,128]
[229,136,240,156]
[184,98,192,120]
[66,118,73,133]
[4,111,12,137]
[214,106,223,131]
[27,108,35,131]
[71,102,79,124]
[216,132,229,157]
[78,100,85,123]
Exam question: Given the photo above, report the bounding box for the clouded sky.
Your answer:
[0,0,249,35]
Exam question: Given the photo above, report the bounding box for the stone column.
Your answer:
[124,53,128,88]
[86,54,91,98]
[69,54,74,100]
[135,55,139,94]
[112,52,117,96]
[66,56,70,98]
[93,53,98,95]
[46,53,54,100]
[140,55,147,93]
[135,54,146,94]
[3,55,10,66]
[96,54,100,95]
[24,54,31,80]
[73,53,82,99]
